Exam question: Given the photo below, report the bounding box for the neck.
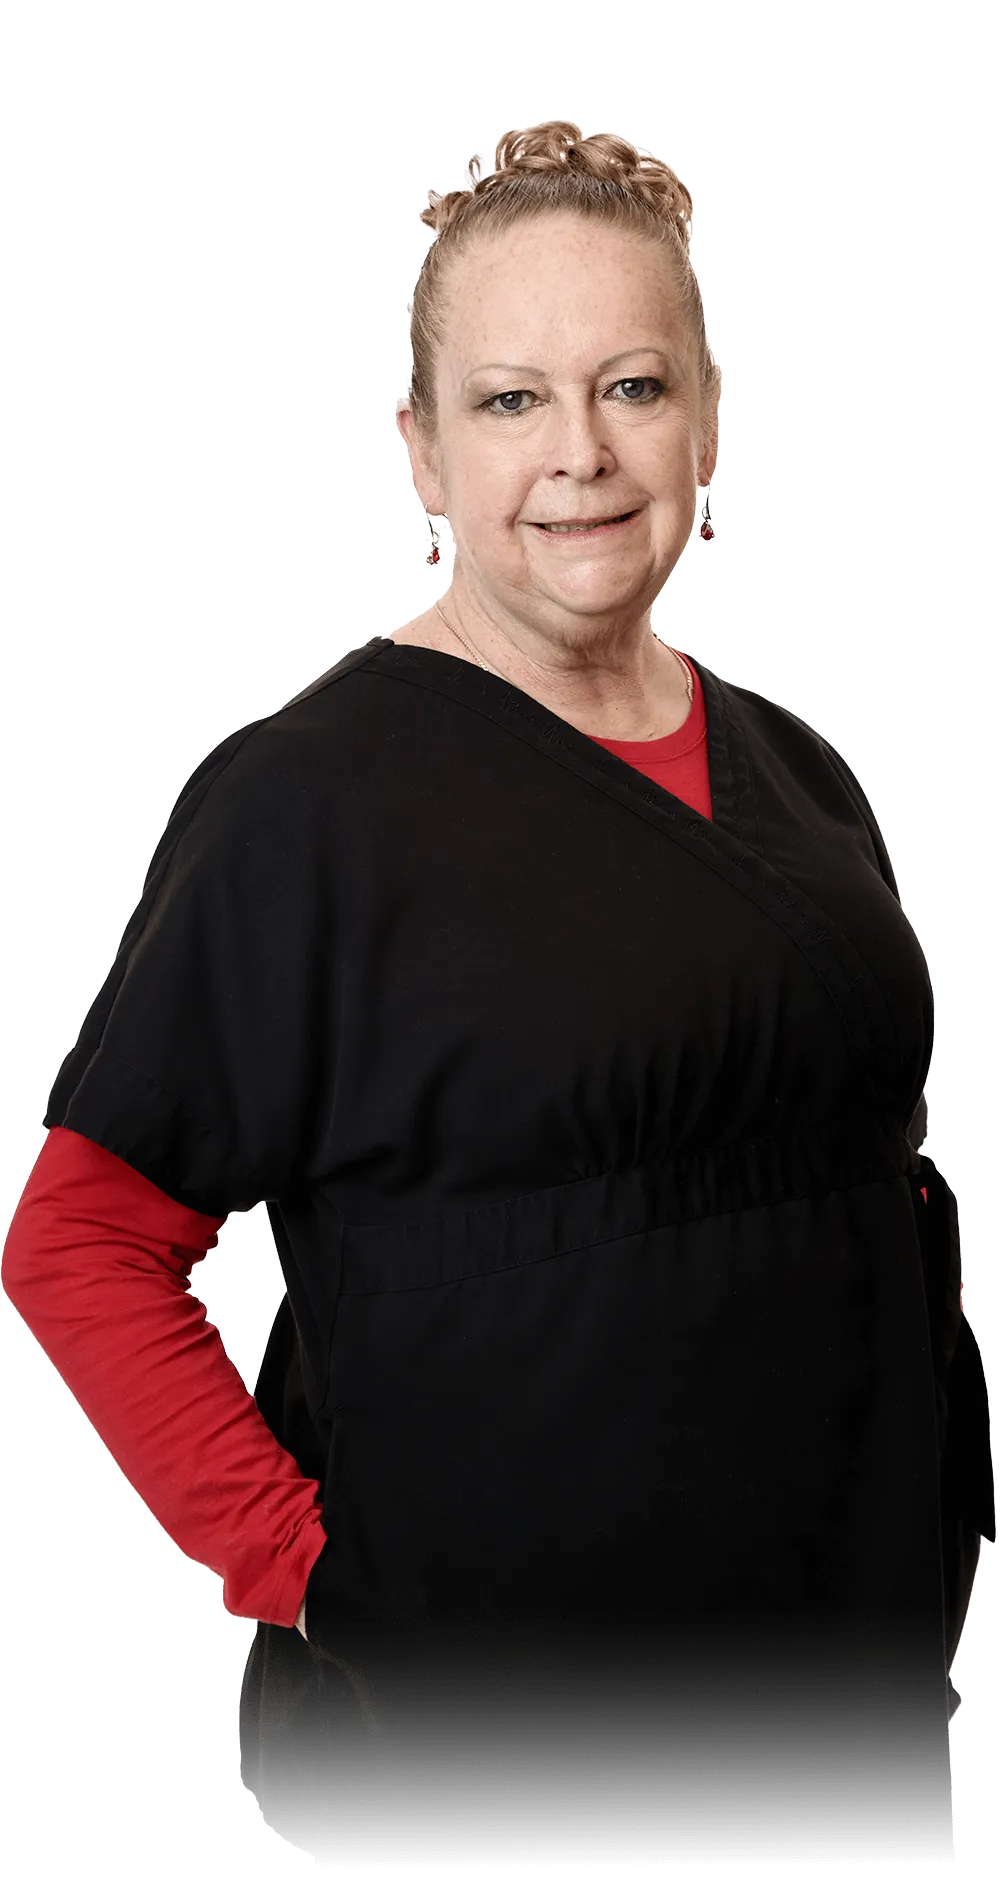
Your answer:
[434,585,691,741]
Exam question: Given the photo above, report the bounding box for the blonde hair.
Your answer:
[407,119,722,442]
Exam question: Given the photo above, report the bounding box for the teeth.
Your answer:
[542,514,627,532]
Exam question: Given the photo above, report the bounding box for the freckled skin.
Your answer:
[394,212,719,742]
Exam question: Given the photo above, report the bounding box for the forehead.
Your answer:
[440,215,687,374]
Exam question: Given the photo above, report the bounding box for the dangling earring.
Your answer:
[423,515,445,565]
[700,489,715,541]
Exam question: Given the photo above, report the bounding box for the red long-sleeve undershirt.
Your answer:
[2,1124,329,1625]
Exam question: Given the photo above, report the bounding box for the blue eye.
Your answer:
[615,378,663,402]
[487,390,535,416]
[483,377,664,417]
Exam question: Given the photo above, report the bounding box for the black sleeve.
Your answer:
[44,717,336,1217]
[808,720,933,1137]
[905,1089,928,1151]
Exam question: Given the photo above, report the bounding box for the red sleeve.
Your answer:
[1,1126,327,1625]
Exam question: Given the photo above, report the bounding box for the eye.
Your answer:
[613,377,664,403]
[483,389,535,416]
[481,377,664,418]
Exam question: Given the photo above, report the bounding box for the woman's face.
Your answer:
[400,212,719,643]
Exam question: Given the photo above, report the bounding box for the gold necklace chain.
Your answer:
[433,600,694,708]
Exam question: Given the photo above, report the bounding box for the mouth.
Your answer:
[530,509,640,538]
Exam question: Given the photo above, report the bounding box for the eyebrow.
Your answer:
[462,346,677,388]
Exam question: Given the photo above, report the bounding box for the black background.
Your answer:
[3,70,986,1865]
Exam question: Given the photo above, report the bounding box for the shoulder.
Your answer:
[144,637,391,896]
[715,668,898,892]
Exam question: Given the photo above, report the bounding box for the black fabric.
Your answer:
[46,637,993,1858]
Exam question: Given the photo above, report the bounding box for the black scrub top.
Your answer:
[45,637,994,1857]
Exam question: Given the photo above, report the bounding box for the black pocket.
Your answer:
[270,1620,361,1753]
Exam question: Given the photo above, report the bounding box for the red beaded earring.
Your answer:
[700,490,715,541]
[426,517,441,565]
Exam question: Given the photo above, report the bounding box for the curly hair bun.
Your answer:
[420,119,694,255]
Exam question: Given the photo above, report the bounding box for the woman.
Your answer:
[3,120,994,1863]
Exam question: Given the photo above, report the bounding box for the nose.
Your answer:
[539,394,619,486]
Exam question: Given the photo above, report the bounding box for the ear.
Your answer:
[697,383,720,488]
[396,399,447,516]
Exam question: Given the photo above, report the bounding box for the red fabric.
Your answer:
[1,1125,327,1625]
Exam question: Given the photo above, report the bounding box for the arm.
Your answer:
[2,1126,327,1627]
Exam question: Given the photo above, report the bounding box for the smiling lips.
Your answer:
[533,510,639,534]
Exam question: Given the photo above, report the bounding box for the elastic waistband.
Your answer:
[341,1113,916,1293]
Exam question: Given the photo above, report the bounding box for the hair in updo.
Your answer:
[406,120,721,440]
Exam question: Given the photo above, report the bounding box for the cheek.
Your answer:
[461,456,529,531]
